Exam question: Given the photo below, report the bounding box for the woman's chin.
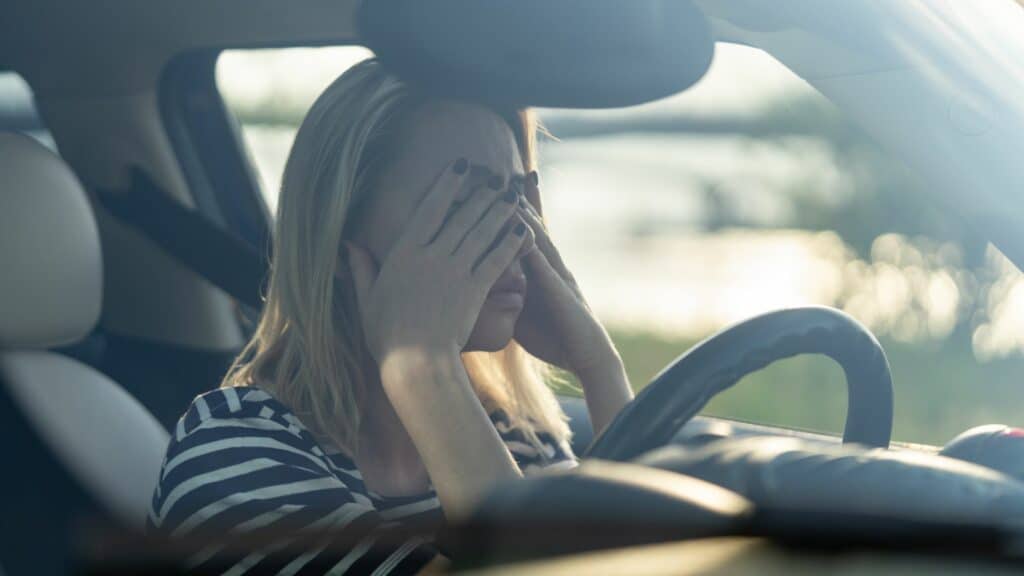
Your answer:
[464,338,512,353]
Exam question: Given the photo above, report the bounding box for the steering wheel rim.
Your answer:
[586,306,894,461]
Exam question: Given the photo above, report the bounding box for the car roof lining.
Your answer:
[0,0,360,97]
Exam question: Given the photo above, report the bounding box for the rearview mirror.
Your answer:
[358,0,715,109]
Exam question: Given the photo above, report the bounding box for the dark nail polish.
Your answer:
[453,158,468,174]
[488,174,503,190]
[514,222,526,236]
[528,171,539,187]
[503,190,517,203]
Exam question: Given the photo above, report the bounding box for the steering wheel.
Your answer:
[586,306,894,461]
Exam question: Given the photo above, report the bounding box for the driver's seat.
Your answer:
[0,132,169,538]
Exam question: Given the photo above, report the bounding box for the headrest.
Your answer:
[0,132,101,349]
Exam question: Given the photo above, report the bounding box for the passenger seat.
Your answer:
[0,133,168,543]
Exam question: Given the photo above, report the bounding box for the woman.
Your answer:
[148,58,633,574]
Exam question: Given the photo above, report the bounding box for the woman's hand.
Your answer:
[513,172,615,376]
[514,172,634,434]
[346,158,533,364]
[345,158,532,519]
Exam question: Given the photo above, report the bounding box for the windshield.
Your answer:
[217,2,1024,446]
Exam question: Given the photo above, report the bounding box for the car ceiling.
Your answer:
[0,0,359,96]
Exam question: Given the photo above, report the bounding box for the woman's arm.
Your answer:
[514,173,635,436]
[346,158,533,520]
[151,391,441,574]
[569,338,634,437]
[379,346,521,520]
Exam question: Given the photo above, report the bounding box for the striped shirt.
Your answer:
[147,386,576,574]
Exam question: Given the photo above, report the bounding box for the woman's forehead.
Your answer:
[395,101,524,199]
[352,101,525,256]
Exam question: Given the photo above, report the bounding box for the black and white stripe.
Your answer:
[148,386,576,575]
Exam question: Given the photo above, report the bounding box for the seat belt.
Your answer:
[93,168,268,311]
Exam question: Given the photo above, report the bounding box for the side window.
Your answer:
[216,44,1024,445]
[217,47,373,212]
[0,71,55,150]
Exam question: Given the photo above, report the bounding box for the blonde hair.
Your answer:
[222,58,570,456]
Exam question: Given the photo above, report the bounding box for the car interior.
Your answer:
[4,0,1024,574]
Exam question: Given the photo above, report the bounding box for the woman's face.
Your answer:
[352,100,528,352]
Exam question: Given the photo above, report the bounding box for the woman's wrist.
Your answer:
[375,341,521,520]
[566,327,625,383]
[378,344,464,390]
[573,353,630,403]
[568,337,634,437]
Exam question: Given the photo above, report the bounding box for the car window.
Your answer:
[217,45,1024,445]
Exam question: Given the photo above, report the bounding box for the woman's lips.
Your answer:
[487,275,527,308]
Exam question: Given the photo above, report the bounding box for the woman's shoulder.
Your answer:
[173,385,309,440]
[161,385,342,485]
[151,386,374,532]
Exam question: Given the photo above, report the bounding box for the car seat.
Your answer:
[0,132,169,573]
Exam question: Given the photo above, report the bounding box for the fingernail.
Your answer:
[503,190,517,203]
[453,158,468,175]
[514,222,526,236]
[488,174,503,190]
[528,171,539,187]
